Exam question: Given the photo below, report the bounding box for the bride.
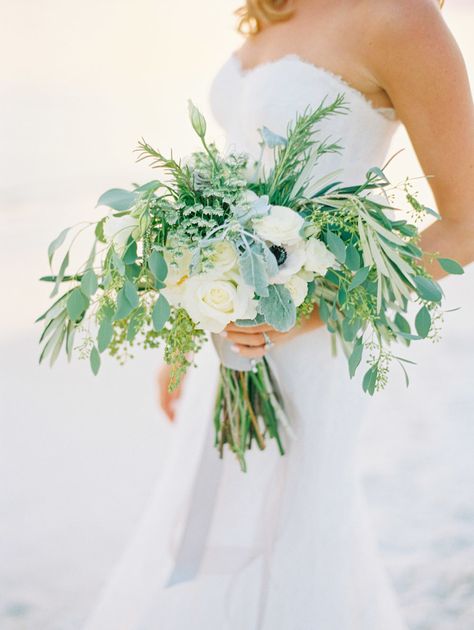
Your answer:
[84,1,474,628]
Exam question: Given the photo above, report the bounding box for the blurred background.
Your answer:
[0,1,473,629]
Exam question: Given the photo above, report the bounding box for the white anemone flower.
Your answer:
[270,243,306,284]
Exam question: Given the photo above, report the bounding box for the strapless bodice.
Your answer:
[209,54,399,186]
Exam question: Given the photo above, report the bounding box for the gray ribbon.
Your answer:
[165,419,223,587]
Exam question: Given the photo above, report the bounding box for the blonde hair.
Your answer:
[237,0,445,35]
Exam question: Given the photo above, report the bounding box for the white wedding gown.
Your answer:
[83,54,408,630]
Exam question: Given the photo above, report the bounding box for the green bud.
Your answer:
[188,100,207,138]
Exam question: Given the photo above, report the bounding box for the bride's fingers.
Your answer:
[222,331,267,347]
[224,322,274,334]
[231,344,267,359]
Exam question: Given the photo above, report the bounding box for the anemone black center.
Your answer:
[270,245,288,266]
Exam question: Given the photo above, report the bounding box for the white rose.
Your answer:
[161,248,193,306]
[206,241,239,274]
[253,205,305,246]
[270,243,306,284]
[182,273,257,333]
[103,213,139,254]
[305,238,337,276]
[285,274,308,307]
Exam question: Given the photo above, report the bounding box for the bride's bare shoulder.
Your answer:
[358,0,447,38]
[357,0,460,77]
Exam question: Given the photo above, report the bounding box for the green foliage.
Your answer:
[415,305,432,338]
[90,346,101,375]
[325,230,347,264]
[97,188,137,211]
[239,246,269,298]
[80,269,98,297]
[259,285,296,332]
[152,294,170,331]
[438,257,464,275]
[164,309,206,391]
[264,95,347,205]
[37,95,461,403]
[67,288,89,322]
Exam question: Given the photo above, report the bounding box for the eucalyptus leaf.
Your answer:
[337,286,347,306]
[127,306,145,342]
[412,276,443,303]
[152,294,170,331]
[348,266,370,291]
[67,288,89,322]
[114,287,135,321]
[90,346,101,375]
[148,250,168,282]
[39,310,67,344]
[49,325,66,366]
[394,312,410,334]
[438,257,464,275]
[342,317,361,342]
[123,280,139,309]
[415,305,431,338]
[97,188,137,211]
[348,338,364,378]
[319,298,330,324]
[326,230,346,264]
[80,269,98,297]
[95,218,106,243]
[111,251,126,276]
[345,245,361,271]
[98,317,114,353]
[66,321,75,361]
[123,239,138,264]
[134,180,161,193]
[39,321,66,364]
[362,365,378,395]
[48,227,70,266]
[50,252,70,298]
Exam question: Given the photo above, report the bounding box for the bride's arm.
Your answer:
[368,0,474,278]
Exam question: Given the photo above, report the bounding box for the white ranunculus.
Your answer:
[270,243,306,284]
[253,205,305,247]
[206,241,239,274]
[103,213,139,254]
[161,248,193,306]
[285,274,308,307]
[182,273,257,333]
[305,238,337,276]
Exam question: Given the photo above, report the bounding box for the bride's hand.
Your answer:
[157,363,185,422]
[222,307,323,359]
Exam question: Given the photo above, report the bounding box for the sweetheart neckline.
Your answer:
[230,53,398,123]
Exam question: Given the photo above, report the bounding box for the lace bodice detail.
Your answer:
[209,54,399,186]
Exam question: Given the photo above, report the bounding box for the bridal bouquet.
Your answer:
[38,97,463,470]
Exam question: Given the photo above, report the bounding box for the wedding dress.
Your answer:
[83,54,408,630]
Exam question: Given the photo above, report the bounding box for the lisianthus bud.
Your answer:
[188,100,207,138]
